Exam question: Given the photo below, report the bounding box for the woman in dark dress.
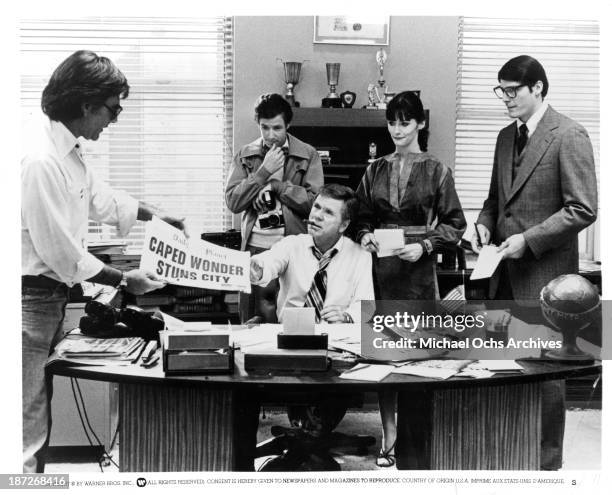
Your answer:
[356,91,466,466]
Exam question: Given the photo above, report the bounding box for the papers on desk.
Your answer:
[470,245,504,280]
[373,228,404,257]
[48,331,146,366]
[158,311,212,331]
[393,359,473,380]
[456,360,524,379]
[317,322,361,356]
[340,363,395,382]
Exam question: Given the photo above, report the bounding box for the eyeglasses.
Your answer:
[493,84,528,99]
[102,103,123,120]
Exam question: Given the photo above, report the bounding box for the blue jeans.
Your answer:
[22,285,68,473]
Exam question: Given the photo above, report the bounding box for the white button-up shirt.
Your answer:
[517,101,549,138]
[253,234,375,323]
[21,118,138,285]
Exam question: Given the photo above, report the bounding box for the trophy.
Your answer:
[322,63,342,108]
[340,90,356,108]
[279,60,303,107]
[366,49,392,109]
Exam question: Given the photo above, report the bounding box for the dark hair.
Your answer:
[498,55,548,99]
[385,91,429,151]
[318,183,359,225]
[41,50,130,122]
[254,93,293,125]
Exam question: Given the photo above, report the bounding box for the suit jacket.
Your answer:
[477,106,597,300]
[225,134,323,250]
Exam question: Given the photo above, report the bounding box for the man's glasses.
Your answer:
[493,84,527,99]
[102,103,123,120]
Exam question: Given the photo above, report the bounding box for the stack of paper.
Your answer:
[51,333,145,366]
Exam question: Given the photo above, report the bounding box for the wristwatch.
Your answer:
[419,239,433,255]
[117,271,128,289]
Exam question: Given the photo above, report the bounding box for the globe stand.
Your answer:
[541,323,595,362]
[540,293,600,363]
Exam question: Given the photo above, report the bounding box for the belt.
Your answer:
[22,275,67,290]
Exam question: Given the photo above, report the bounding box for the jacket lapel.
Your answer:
[499,125,515,201]
[506,106,559,205]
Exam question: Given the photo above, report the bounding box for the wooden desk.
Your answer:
[47,335,600,472]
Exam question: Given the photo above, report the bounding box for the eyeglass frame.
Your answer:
[102,103,123,120]
[493,84,528,99]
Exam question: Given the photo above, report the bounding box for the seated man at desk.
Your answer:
[250,183,374,324]
[239,184,374,469]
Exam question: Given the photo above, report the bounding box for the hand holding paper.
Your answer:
[140,217,251,292]
[373,229,404,257]
[470,244,504,280]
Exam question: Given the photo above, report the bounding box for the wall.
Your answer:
[234,16,459,170]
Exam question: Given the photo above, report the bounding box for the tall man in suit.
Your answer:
[471,55,597,469]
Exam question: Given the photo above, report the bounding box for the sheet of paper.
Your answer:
[339,364,395,382]
[231,324,283,350]
[470,244,504,280]
[374,228,405,258]
[474,359,524,371]
[392,360,471,380]
[282,307,315,335]
[456,368,496,379]
[140,216,251,292]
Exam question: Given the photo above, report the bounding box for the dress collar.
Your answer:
[48,118,81,158]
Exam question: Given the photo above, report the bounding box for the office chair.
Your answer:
[255,396,376,471]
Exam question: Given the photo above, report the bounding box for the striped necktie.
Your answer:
[304,246,338,322]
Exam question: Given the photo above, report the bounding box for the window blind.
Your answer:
[20,17,233,251]
[455,17,599,259]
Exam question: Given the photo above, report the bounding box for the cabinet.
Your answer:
[290,108,428,190]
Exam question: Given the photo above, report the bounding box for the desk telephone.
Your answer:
[79,300,163,341]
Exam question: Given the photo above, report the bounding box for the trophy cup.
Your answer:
[322,63,342,108]
[279,60,303,107]
[540,274,601,362]
[374,49,390,109]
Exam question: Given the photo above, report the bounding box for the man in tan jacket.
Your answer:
[226,93,323,323]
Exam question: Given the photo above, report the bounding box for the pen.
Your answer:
[474,223,483,248]
[140,341,158,364]
[141,354,160,368]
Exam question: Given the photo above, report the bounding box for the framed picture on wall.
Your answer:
[313,16,390,45]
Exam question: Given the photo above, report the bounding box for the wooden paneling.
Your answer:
[119,384,234,472]
[430,382,541,469]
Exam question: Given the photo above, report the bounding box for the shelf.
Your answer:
[292,107,429,129]
[292,108,388,127]
[324,163,370,169]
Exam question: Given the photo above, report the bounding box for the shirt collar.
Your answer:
[239,133,311,161]
[309,234,345,258]
[261,137,289,154]
[517,101,548,136]
[48,118,81,158]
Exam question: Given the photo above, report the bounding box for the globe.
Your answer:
[540,274,600,361]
